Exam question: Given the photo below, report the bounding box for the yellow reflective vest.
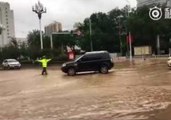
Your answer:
[37,59,51,68]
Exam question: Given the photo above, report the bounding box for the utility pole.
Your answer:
[89,18,93,51]
[129,32,133,61]
[50,34,53,49]
[117,15,123,56]
[157,35,160,55]
[124,0,133,62]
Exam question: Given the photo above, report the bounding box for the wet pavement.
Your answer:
[0,58,171,120]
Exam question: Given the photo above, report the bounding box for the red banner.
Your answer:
[127,34,133,44]
[68,51,75,60]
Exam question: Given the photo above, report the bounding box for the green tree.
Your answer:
[76,10,128,53]
[27,30,50,49]
[27,30,41,48]
[127,5,171,54]
[52,32,77,52]
[27,30,53,59]
[1,38,20,59]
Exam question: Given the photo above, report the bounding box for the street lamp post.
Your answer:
[32,1,46,50]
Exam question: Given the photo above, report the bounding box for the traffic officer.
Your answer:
[36,56,51,75]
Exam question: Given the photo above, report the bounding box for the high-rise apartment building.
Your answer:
[0,2,15,47]
[137,0,171,7]
[44,21,62,36]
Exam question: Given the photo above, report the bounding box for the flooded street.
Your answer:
[0,58,171,120]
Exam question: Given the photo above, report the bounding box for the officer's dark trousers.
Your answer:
[42,67,47,75]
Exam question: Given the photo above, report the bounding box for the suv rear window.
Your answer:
[99,53,110,59]
[81,54,100,61]
[81,52,110,61]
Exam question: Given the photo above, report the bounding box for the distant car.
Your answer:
[2,59,21,69]
[167,57,171,68]
[61,51,114,76]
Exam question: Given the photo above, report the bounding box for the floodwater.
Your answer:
[0,58,171,120]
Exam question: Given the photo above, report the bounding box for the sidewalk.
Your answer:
[113,56,168,63]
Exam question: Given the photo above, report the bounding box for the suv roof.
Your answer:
[85,51,109,55]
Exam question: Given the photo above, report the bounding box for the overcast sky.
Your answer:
[1,0,137,38]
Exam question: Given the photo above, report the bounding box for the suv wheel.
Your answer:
[100,65,108,74]
[67,68,76,76]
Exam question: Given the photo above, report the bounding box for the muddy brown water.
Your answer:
[0,58,171,120]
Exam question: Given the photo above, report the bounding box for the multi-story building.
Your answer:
[44,21,62,36]
[0,2,15,47]
[137,0,171,7]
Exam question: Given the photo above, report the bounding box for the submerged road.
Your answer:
[0,58,171,120]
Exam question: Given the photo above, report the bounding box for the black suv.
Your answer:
[61,51,114,76]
